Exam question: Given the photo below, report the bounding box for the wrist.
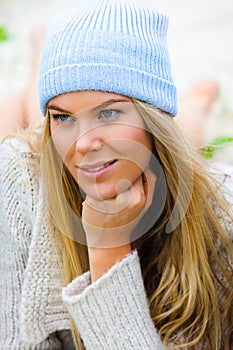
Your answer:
[88,244,132,282]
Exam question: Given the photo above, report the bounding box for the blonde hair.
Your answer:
[41,100,233,349]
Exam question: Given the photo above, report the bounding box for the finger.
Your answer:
[85,192,131,215]
[84,195,112,213]
[128,175,146,209]
[142,168,157,209]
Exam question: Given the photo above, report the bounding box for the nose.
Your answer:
[75,127,103,154]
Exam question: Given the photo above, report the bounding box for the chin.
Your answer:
[84,184,118,201]
[91,190,117,201]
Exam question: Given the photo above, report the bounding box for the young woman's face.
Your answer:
[49,90,153,200]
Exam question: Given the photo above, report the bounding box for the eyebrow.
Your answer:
[47,98,130,114]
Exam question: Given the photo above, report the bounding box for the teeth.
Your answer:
[86,162,111,172]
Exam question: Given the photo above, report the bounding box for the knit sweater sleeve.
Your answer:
[62,251,164,350]
[0,137,74,350]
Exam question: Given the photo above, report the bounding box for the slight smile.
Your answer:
[77,160,117,178]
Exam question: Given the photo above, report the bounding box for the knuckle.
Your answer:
[132,189,145,207]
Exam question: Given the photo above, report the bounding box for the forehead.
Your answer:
[48,90,131,113]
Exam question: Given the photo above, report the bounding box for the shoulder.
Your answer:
[0,132,41,160]
[0,133,42,229]
[0,133,41,182]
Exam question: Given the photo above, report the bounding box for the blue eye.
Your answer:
[100,109,120,119]
[51,114,74,124]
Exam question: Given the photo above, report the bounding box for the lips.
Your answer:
[77,160,117,175]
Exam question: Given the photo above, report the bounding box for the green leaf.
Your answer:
[212,136,233,146]
[0,26,10,42]
[201,136,233,159]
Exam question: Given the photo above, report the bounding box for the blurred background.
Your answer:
[0,0,233,162]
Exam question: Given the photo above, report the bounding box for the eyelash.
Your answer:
[51,109,121,124]
[99,109,120,119]
[51,114,74,124]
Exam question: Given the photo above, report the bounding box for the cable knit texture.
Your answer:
[0,137,232,349]
[0,138,74,349]
[62,251,163,349]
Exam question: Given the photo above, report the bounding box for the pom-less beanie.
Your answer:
[38,0,177,116]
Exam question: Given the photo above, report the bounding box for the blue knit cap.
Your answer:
[38,0,177,116]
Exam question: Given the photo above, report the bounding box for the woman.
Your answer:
[0,0,232,349]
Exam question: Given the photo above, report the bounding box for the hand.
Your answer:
[82,168,157,248]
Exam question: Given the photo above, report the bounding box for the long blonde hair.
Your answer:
[41,99,233,349]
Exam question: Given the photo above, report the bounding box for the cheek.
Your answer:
[114,127,153,168]
[118,125,152,149]
[50,126,77,161]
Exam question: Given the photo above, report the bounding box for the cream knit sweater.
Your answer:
[0,137,232,350]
